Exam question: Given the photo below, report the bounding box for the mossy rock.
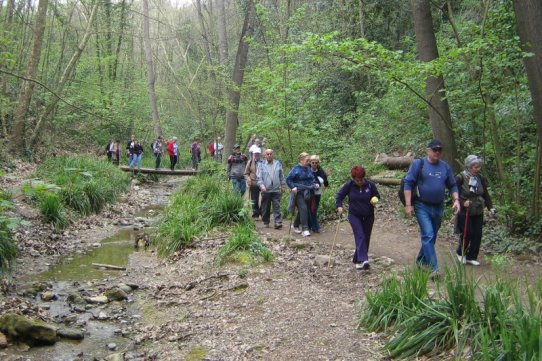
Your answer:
[0,313,57,346]
[105,288,128,302]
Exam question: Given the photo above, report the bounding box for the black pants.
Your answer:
[456,213,484,260]
[249,185,261,216]
[155,153,162,169]
[169,155,178,170]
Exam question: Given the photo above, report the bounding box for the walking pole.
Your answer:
[461,207,469,259]
[288,205,296,235]
[328,214,342,268]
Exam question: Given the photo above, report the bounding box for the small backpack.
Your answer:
[398,158,424,206]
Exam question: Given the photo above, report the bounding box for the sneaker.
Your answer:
[263,223,270,228]
[456,254,466,264]
[274,223,282,229]
[355,263,364,270]
[302,230,311,237]
[361,261,370,270]
[292,226,302,234]
[312,229,320,234]
[466,259,480,266]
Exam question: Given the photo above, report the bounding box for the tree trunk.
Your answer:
[512,0,542,218]
[223,0,255,161]
[10,0,49,152]
[410,0,459,172]
[112,0,129,82]
[217,0,228,66]
[28,1,99,148]
[142,0,161,138]
[195,0,214,79]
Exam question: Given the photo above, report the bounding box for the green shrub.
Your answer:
[39,193,69,229]
[0,190,19,274]
[216,223,273,265]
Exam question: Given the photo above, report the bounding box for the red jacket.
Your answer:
[167,141,175,156]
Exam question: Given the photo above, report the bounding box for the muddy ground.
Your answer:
[1,166,541,361]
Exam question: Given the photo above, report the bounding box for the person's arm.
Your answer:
[244,161,252,184]
[257,164,266,192]
[445,165,460,213]
[481,176,494,211]
[226,156,232,178]
[320,168,329,187]
[286,167,296,190]
[403,159,422,217]
[335,181,350,215]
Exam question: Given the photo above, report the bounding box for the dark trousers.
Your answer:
[169,155,178,170]
[349,214,374,264]
[456,213,484,261]
[293,193,310,231]
[308,194,322,232]
[155,153,162,169]
[249,185,261,216]
[107,152,113,161]
[192,154,200,169]
[261,192,282,226]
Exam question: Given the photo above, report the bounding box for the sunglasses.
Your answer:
[431,147,442,152]
[311,161,319,164]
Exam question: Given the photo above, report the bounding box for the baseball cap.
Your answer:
[233,144,240,150]
[427,139,443,149]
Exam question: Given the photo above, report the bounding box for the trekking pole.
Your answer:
[288,192,296,235]
[328,214,342,269]
[461,207,469,259]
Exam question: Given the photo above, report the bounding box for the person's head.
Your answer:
[465,155,482,174]
[254,138,260,145]
[298,152,310,166]
[309,155,320,169]
[426,139,443,163]
[115,139,120,143]
[217,136,221,141]
[253,149,261,159]
[233,144,241,153]
[264,149,274,162]
[131,134,135,140]
[158,136,163,141]
[173,136,177,142]
[351,166,366,186]
[194,137,200,143]
[262,137,268,143]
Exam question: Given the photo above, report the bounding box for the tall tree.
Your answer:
[142,0,162,137]
[512,0,542,218]
[410,0,458,170]
[10,0,49,152]
[223,0,255,159]
[217,0,228,67]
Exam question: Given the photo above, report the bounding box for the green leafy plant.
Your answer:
[215,223,273,265]
[0,189,19,274]
[39,193,69,229]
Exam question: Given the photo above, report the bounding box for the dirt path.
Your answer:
[2,172,541,361]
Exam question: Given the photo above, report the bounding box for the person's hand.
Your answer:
[405,205,413,218]
[314,183,320,190]
[337,207,343,216]
[261,186,267,193]
[489,208,497,218]
[464,200,470,208]
[370,196,379,205]
[280,187,285,193]
[291,187,297,194]
[452,199,461,214]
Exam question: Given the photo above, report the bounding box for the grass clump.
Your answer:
[0,189,19,274]
[360,264,542,360]
[39,193,69,230]
[216,223,273,265]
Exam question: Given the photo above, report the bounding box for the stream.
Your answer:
[3,179,179,361]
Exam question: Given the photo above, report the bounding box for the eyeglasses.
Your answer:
[311,161,319,164]
[265,153,273,155]
[431,148,442,153]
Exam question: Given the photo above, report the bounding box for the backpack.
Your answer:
[398,158,424,206]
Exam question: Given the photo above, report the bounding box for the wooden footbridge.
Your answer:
[119,166,197,175]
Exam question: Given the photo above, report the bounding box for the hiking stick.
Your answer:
[461,207,469,258]
[288,203,296,235]
[328,214,342,268]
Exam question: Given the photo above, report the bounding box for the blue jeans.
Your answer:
[129,153,142,170]
[231,178,246,195]
[414,201,444,272]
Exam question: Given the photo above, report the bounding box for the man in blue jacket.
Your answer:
[403,139,460,276]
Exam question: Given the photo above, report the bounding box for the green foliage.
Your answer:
[216,223,273,265]
[361,265,541,359]
[39,193,68,230]
[0,188,20,274]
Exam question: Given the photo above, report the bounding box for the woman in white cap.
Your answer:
[455,155,495,266]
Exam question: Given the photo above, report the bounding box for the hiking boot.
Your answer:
[274,223,282,229]
[292,226,302,234]
[456,254,466,264]
[302,230,311,237]
[466,259,480,266]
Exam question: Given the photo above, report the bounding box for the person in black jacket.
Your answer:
[126,135,136,165]
[308,155,330,233]
[129,139,144,175]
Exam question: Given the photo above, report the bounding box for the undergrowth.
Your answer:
[0,181,20,274]
[360,264,541,359]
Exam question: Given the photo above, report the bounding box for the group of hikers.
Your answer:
[105,135,204,171]
[231,138,495,277]
[107,134,495,276]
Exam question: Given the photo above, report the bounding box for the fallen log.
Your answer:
[374,153,414,169]
[119,166,197,175]
[91,263,126,271]
[369,177,401,186]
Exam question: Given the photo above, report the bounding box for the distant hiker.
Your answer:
[208,141,215,158]
[167,137,178,171]
[129,139,144,174]
[257,149,286,229]
[227,144,248,195]
[112,139,121,166]
[336,166,380,270]
[153,135,164,170]
[214,137,224,162]
[245,148,263,218]
[286,152,319,237]
[248,138,261,160]
[261,137,268,150]
[455,155,495,266]
[403,139,460,276]
[105,140,114,161]
[246,134,257,152]
[190,137,201,170]
[308,155,330,233]
[126,135,136,164]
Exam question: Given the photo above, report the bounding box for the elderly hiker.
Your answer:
[126,134,136,164]
[190,137,201,170]
[167,137,179,171]
[286,152,319,237]
[129,139,144,174]
[336,166,380,270]
[227,144,248,195]
[257,149,286,229]
[455,155,495,266]
[308,155,329,233]
[153,136,164,170]
[403,139,460,276]
[245,148,263,218]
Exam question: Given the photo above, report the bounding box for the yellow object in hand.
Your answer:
[370,196,379,205]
